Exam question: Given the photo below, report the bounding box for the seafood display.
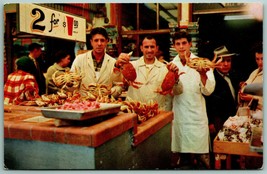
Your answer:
[58,100,101,111]
[81,83,112,100]
[34,90,82,107]
[41,102,121,121]
[120,97,159,123]
[185,54,222,71]
[217,114,263,143]
[52,69,83,90]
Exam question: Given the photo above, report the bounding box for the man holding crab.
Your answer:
[170,31,215,169]
[70,27,123,98]
[115,35,183,111]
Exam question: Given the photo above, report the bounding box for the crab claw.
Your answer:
[123,78,143,89]
[129,81,143,89]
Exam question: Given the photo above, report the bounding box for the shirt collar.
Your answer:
[28,55,35,61]
[256,68,263,76]
[138,56,162,68]
[216,69,229,78]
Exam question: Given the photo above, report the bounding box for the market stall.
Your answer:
[213,107,263,169]
[4,104,173,169]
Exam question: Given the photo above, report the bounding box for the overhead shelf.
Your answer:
[193,7,246,15]
[121,29,171,35]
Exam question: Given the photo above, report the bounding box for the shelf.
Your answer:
[121,29,171,35]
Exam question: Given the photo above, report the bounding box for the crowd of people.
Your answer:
[3,27,263,169]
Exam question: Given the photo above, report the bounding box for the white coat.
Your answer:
[70,50,122,94]
[242,68,263,108]
[171,53,215,153]
[126,57,183,111]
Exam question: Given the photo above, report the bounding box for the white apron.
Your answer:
[171,54,215,153]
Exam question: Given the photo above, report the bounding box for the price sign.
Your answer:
[18,4,86,42]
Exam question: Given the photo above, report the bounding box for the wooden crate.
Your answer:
[213,137,262,157]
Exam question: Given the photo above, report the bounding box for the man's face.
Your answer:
[173,38,192,58]
[217,56,232,74]
[140,38,158,60]
[33,48,42,58]
[255,52,263,71]
[90,34,108,54]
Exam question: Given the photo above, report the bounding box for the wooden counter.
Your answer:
[213,137,263,169]
[4,105,173,169]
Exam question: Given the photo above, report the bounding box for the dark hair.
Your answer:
[28,43,43,51]
[54,50,70,63]
[16,57,35,73]
[252,42,263,54]
[90,27,109,40]
[172,31,192,44]
[141,35,157,45]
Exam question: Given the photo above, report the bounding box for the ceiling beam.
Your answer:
[156,3,177,22]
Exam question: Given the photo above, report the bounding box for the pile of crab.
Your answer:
[34,90,82,107]
[81,83,114,102]
[81,83,160,123]
[52,68,83,91]
[217,115,263,143]
[120,97,159,123]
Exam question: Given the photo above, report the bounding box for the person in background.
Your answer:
[239,42,263,109]
[170,31,215,169]
[205,45,241,168]
[46,50,71,94]
[4,57,39,105]
[17,43,46,95]
[115,35,182,111]
[155,49,165,63]
[70,27,123,98]
[238,42,263,169]
[205,46,240,139]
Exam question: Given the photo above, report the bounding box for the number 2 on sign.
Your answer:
[30,8,45,33]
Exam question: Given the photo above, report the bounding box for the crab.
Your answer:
[185,54,222,71]
[155,70,184,95]
[120,97,159,123]
[81,83,112,99]
[52,69,83,90]
[114,52,143,89]
[121,62,143,89]
[155,61,184,96]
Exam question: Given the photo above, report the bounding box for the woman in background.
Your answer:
[239,42,263,109]
[46,50,71,94]
[4,57,39,105]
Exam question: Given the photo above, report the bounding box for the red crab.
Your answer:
[155,65,184,95]
[121,62,143,89]
[114,52,143,89]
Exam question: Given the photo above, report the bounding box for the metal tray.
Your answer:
[41,103,121,120]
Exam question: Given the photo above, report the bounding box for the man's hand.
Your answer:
[197,68,209,86]
[239,92,253,102]
[166,62,179,73]
[115,53,131,68]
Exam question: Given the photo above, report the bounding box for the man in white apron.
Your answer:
[70,27,123,98]
[171,31,215,169]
